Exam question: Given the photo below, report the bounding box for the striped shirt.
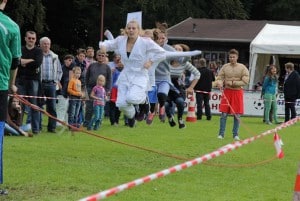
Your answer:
[170,61,200,80]
[41,54,54,80]
[92,85,106,106]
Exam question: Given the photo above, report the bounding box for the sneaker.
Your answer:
[136,103,149,121]
[135,106,144,122]
[168,116,176,127]
[217,135,224,139]
[146,112,155,125]
[0,189,8,195]
[159,107,166,122]
[265,121,272,125]
[135,111,145,121]
[128,118,136,128]
[234,136,240,141]
[32,130,40,135]
[178,119,186,129]
[48,129,56,133]
[206,116,212,120]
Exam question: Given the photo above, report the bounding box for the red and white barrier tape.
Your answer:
[79,117,300,201]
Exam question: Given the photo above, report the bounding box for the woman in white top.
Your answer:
[99,20,166,127]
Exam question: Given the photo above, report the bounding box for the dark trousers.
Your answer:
[109,101,121,125]
[0,90,8,184]
[196,92,211,118]
[284,98,296,122]
[41,82,57,131]
[165,90,185,120]
[84,87,93,126]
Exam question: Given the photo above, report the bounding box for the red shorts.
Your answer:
[219,88,244,114]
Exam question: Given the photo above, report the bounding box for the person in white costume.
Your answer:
[99,20,166,127]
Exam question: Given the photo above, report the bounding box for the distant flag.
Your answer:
[274,133,284,159]
[126,11,142,28]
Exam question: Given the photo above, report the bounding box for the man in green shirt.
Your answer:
[0,0,22,195]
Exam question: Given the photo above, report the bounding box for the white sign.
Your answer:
[187,89,300,116]
[126,11,142,28]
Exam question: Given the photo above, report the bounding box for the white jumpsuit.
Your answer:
[100,36,166,118]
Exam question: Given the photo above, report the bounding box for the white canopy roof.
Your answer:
[248,23,300,89]
[250,23,300,55]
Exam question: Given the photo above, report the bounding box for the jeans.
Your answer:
[165,97,185,119]
[77,101,85,126]
[42,82,57,131]
[68,98,81,127]
[165,89,185,120]
[4,123,31,136]
[88,105,104,130]
[218,113,240,137]
[16,79,40,133]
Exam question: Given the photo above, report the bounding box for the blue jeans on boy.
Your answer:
[88,105,104,130]
[68,97,81,128]
[218,113,240,137]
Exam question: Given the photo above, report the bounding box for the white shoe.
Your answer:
[234,136,240,141]
[217,135,224,139]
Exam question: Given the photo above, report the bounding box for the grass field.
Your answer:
[2,115,300,201]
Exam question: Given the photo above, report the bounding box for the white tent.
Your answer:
[249,23,300,89]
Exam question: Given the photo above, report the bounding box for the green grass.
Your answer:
[2,115,299,201]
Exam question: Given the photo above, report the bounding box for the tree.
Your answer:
[208,0,249,19]
[5,0,46,35]
[265,0,300,20]
[42,0,103,56]
[4,0,300,55]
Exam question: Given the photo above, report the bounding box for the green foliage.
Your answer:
[5,0,46,34]
[3,0,300,54]
[3,116,299,200]
[209,0,249,19]
[265,0,300,20]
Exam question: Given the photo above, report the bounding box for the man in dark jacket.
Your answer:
[16,31,43,134]
[283,62,300,122]
[194,58,215,120]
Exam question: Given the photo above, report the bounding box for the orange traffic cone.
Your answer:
[294,163,300,201]
[186,92,197,122]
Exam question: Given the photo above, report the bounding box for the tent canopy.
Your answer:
[249,24,300,89]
